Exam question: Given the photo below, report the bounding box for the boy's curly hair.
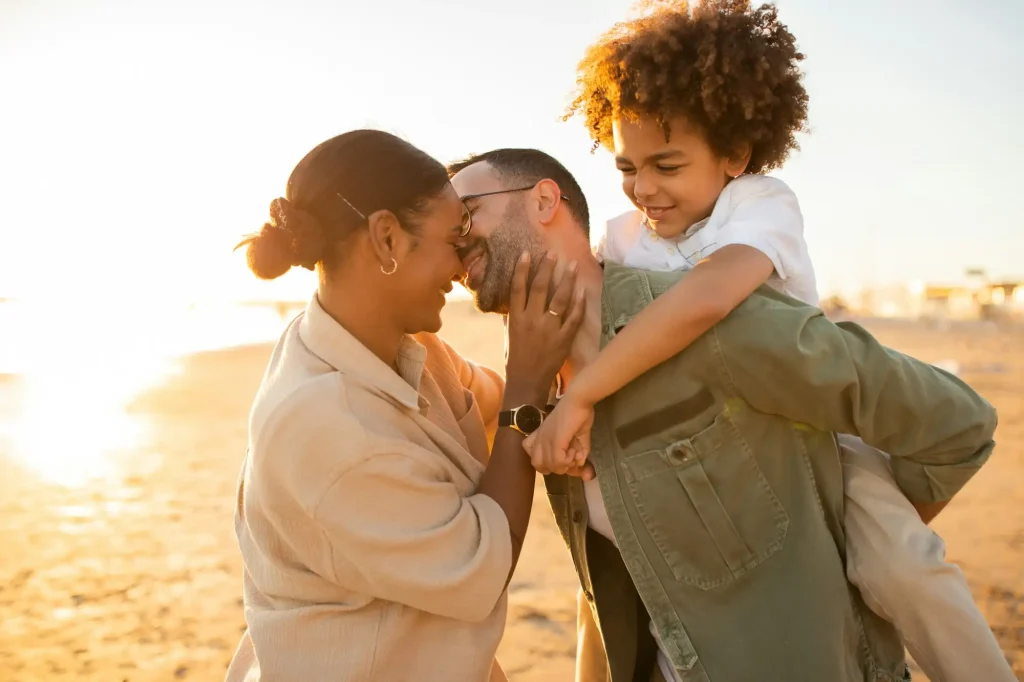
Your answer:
[566,0,808,174]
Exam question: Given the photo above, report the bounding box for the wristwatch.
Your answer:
[498,404,548,435]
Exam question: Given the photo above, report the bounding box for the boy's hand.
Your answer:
[523,392,595,476]
[566,460,597,481]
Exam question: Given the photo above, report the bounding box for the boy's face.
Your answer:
[612,115,749,240]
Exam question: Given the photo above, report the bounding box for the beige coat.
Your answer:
[225,295,510,682]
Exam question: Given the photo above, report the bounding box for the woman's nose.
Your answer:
[452,259,466,280]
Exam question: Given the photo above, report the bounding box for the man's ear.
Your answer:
[530,178,563,225]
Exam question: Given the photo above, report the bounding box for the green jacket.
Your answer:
[545,263,997,682]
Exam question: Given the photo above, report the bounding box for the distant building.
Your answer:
[981,281,1024,322]
[918,284,981,321]
[849,273,1022,323]
[853,283,922,318]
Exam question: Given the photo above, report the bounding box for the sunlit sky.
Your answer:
[2,0,1022,305]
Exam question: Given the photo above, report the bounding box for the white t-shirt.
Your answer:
[588,174,818,681]
[597,174,818,305]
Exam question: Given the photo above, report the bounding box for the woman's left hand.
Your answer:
[503,252,585,404]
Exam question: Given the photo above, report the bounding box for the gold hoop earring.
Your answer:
[381,257,398,276]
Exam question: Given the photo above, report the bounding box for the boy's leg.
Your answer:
[649,664,669,682]
[839,435,1015,682]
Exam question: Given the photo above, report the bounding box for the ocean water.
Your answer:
[0,286,474,375]
[0,298,306,487]
[0,299,303,375]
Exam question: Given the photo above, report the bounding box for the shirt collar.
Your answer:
[641,213,710,242]
[298,294,427,411]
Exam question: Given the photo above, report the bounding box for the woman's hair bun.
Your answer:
[237,198,327,280]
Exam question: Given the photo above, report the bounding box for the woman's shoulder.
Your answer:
[251,371,454,511]
[255,371,368,459]
[413,332,474,393]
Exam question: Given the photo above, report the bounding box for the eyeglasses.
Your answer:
[459,184,570,238]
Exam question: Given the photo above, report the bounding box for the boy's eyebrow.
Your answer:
[614,151,684,164]
[646,151,685,162]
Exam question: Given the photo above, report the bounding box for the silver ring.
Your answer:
[548,309,560,317]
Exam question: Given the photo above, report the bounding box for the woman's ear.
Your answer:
[366,210,401,266]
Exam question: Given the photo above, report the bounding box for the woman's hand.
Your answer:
[479,251,586,587]
[504,251,585,404]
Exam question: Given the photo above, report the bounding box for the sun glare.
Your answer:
[8,364,168,488]
[0,296,295,487]
[1,303,180,487]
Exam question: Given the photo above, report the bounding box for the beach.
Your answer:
[0,302,1021,681]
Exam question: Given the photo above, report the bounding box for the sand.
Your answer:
[0,303,1021,681]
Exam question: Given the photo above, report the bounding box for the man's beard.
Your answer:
[462,198,547,314]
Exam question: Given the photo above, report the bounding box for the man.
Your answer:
[448,149,998,682]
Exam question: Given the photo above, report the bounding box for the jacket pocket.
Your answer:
[621,410,788,589]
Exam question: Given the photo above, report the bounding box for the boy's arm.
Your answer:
[569,177,806,407]
[717,301,997,508]
[567,244,774,406]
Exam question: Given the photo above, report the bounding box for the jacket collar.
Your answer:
[602,262,687,332]
[298,294,426,411]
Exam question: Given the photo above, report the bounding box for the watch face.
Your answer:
[514,405,544,434]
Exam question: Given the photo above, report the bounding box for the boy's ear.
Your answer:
[727,143,753,177]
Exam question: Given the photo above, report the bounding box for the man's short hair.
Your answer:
[448,149,590,238]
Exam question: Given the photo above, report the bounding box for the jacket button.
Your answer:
[572,510,583,523]
[584,590,594,602]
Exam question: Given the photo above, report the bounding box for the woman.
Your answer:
[224,130,585,682]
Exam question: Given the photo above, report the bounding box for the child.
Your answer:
[524,2,1014,681]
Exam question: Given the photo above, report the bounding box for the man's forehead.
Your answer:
[451,161,502,198]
